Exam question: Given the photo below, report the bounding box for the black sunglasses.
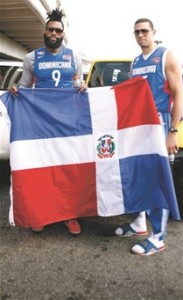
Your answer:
[134,29,153,36]
[46,27,64,34]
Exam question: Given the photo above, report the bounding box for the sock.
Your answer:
[130,211,147,232]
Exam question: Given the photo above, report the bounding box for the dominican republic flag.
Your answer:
[0,77,180,227]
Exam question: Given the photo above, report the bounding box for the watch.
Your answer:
[169,127,178,133]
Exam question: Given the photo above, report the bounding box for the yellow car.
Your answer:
[86,59,132,87]
[177,120,183,148]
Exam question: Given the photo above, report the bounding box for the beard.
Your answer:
[44,34,63,49]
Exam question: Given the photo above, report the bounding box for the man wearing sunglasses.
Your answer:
[10,8,87,235]
[11,9,86,92]
[115,18,183,255]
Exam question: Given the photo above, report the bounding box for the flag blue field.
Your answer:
[0,77,180,227]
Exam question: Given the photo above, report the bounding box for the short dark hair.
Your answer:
[46,8,65,29]
[134,18,154,30]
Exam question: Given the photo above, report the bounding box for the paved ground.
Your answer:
[0,183,183,300]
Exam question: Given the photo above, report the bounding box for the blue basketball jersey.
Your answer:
[34,46,76,88]
[131,47,173,114]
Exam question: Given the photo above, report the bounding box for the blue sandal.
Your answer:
[115,223,148,237]
[131,238,165,256]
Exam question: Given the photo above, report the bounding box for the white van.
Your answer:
[0,60,23,96]
[0,60,23,160]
